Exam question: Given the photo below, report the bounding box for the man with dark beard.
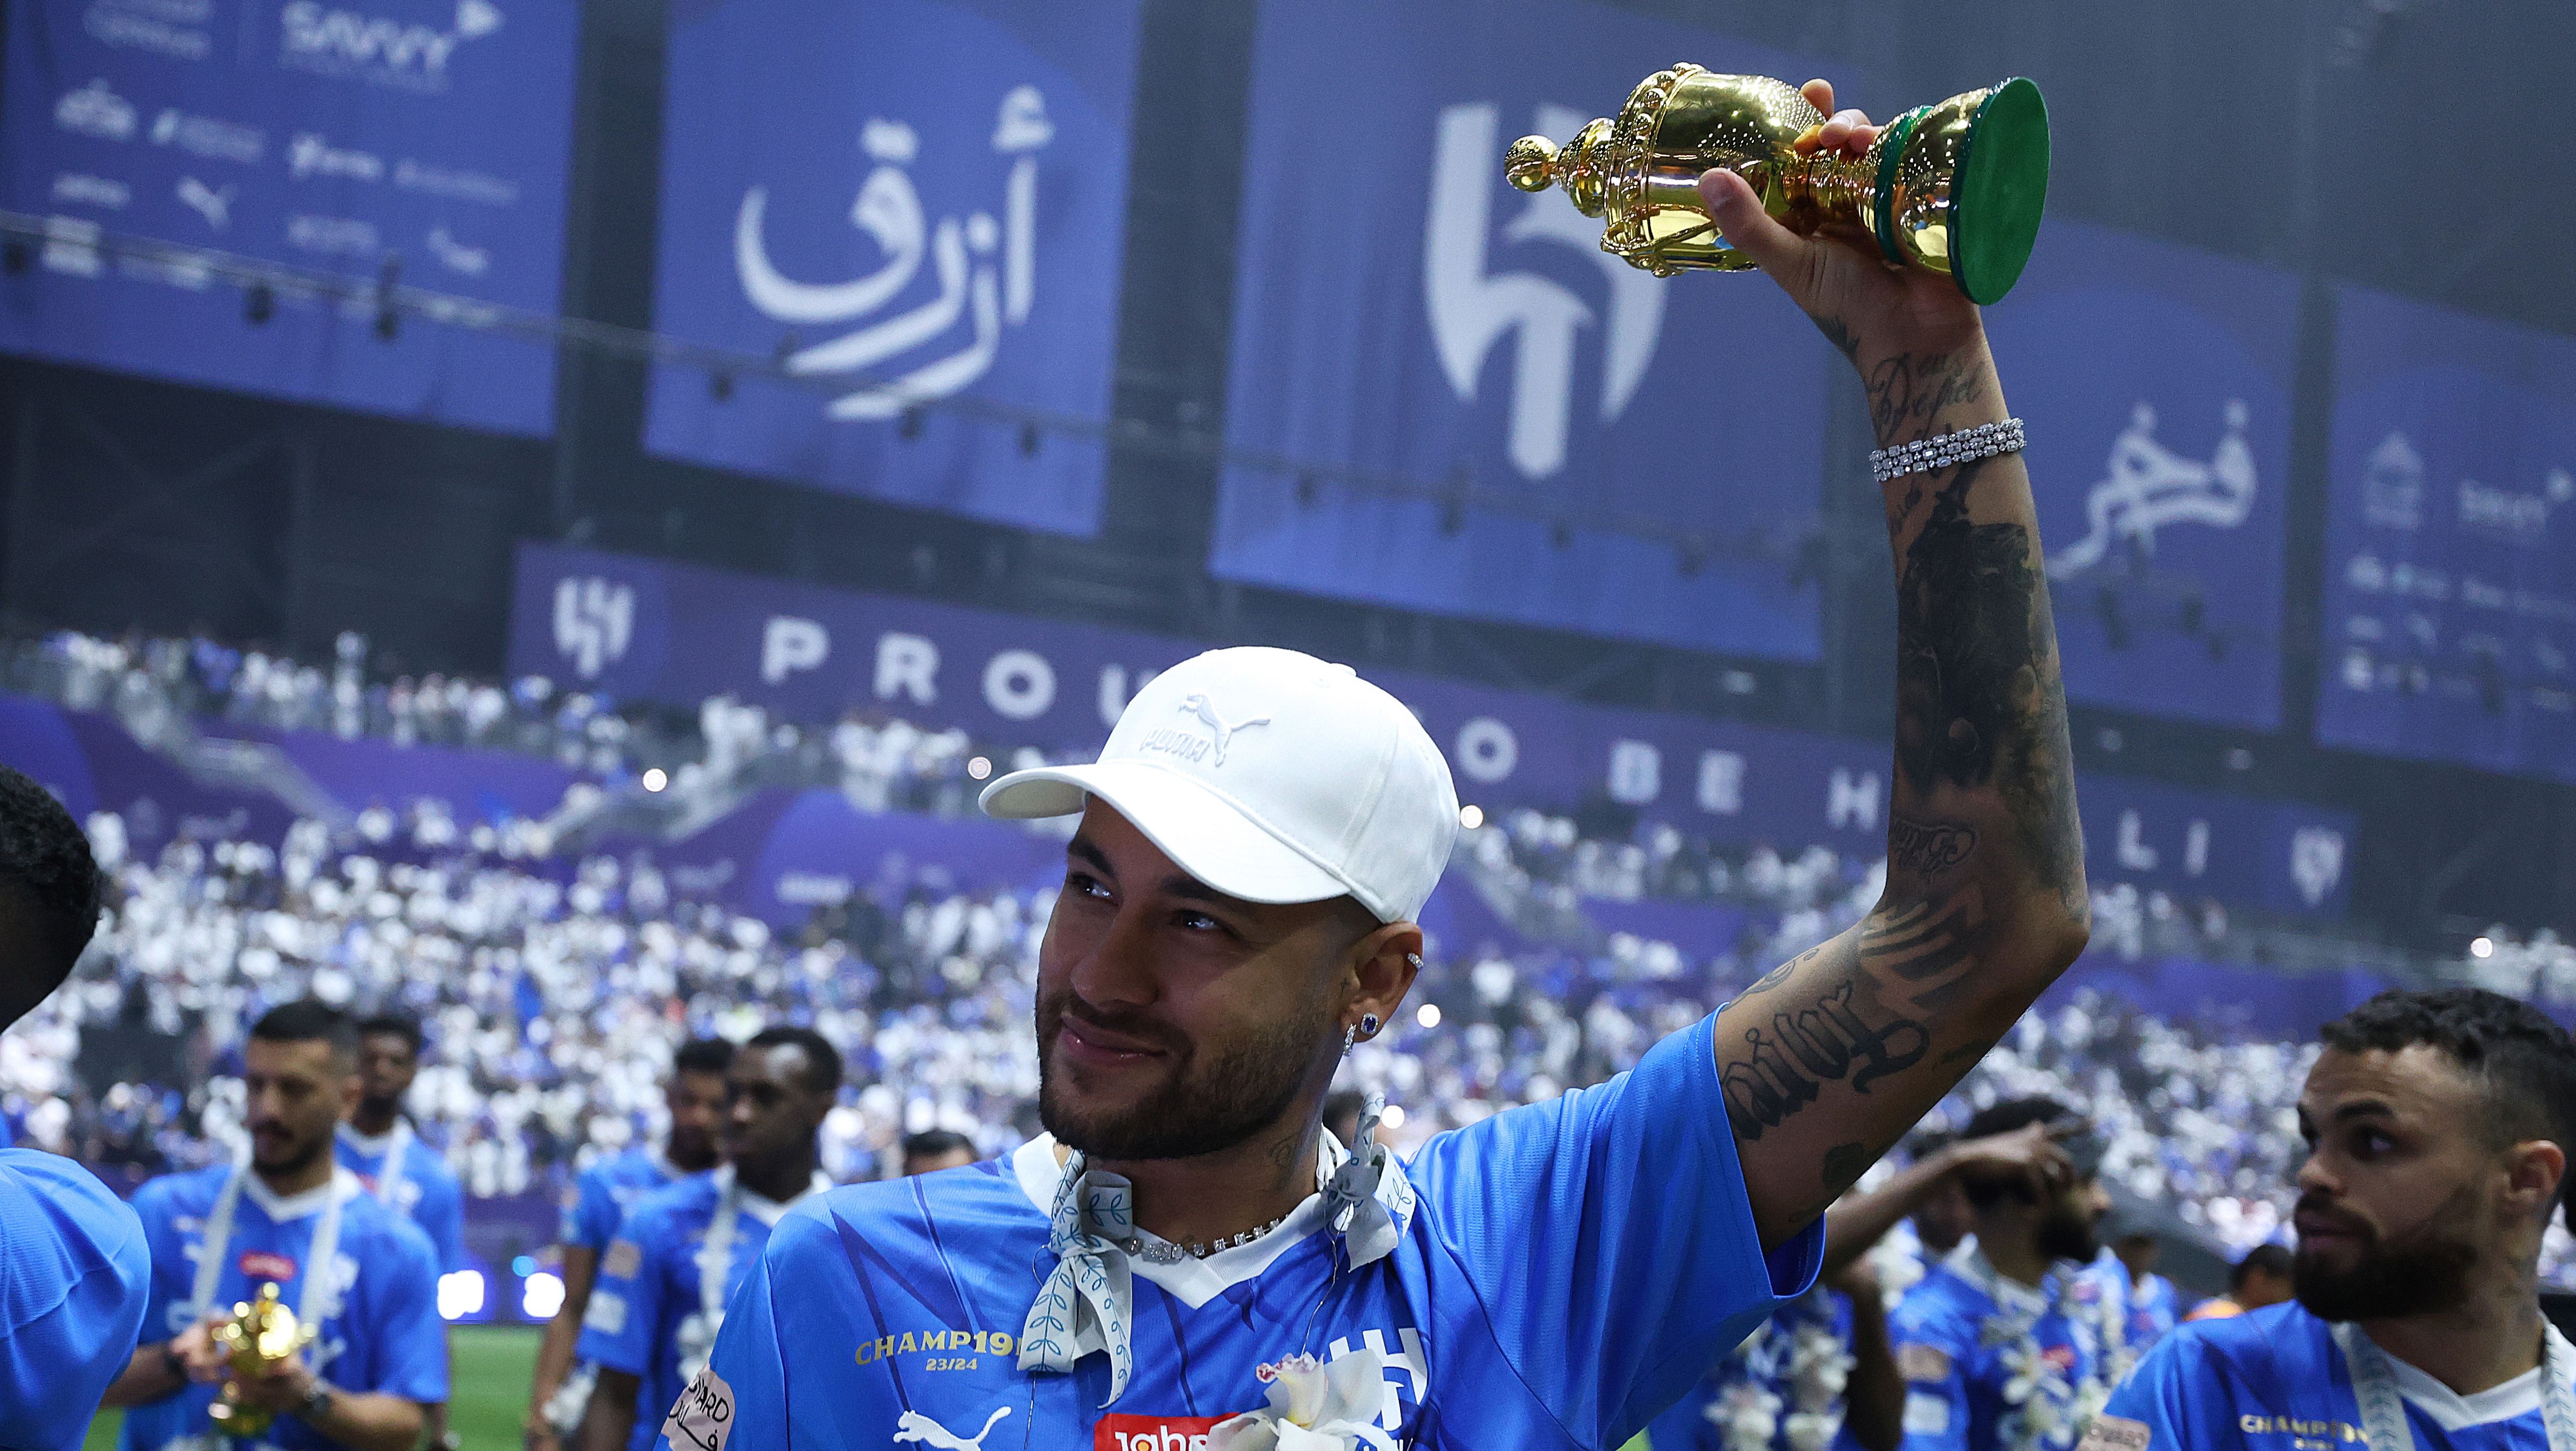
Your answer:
[1890,1099,2120,1451]
[2088,988,2576,1450]
[658,80,2092,1451]
[104,999,447,1450]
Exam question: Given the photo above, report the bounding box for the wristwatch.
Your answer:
[297,1378,334,1422]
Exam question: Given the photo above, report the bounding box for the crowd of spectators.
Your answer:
[10,624,2576,1289]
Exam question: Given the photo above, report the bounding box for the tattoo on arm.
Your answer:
[1889,816,1977,876]
[1890,459,2083,904]
[1864,352,1989,444]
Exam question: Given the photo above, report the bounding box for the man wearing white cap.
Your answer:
[658,85,2089,1450]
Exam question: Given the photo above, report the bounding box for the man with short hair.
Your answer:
[104,999,447,1451]
[1890,1099,2120,1451]
[2091,988,2576,1449]
[899,1129,979,1179]
[578,1029,839,1451]
[335,1011,467,1451]
[0,764,151,1450]
[526,1037,733,1451]
[662,85,2092,1449]
[2180,1243,2292,1323]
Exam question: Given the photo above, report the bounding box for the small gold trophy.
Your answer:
[207,1282,317,1439]
[1504,66,2051,303]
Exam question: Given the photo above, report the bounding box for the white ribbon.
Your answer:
[1018,1096,1414,1408]
[678,1166,831,1383]
[187,1159,345,1331]
[2337,1319,2576,1451]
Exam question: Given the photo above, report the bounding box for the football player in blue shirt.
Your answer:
[527,1036,734,1451]
[660,84,2095,1450]
[2099,1229,2178,1356]
[1645,1122,2086,1449]
[102,999,448,1450]
[579,1027,839,1451]
[0,763,151,1451]
[1890,1099,2123,1451]
[2092,988,2576,1451]
[335,1012,468,1451]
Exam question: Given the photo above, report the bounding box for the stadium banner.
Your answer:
[641,0,1141,536]
[1205,0,1840,659]
[0,0,575,436]
[508,541,2356,917]
[2317,286,2576,782]
[1984,219,2298,730]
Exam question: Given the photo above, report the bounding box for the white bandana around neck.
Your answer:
[676,1165,832,1382]
[2335,1319,2576,1451]
[1018,1094,1416,1406]
[188,1157,347,1329]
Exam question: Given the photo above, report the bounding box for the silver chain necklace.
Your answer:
[1121,1211,1294,1264]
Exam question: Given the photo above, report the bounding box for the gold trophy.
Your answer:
[207,1282,317,1439]
[1503,66,2050,304]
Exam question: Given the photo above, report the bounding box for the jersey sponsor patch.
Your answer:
[1897,1341,1953,1383]
[602,1239,643,1278]
[239,1250,298,1281]
[2077,1414,2151,1450]
[583,1289,628,1336]
[661,1365,735,1451]
[1904,1392,1952,1435]
[1094,1413,1224,1449]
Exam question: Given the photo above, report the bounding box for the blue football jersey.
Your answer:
[0,1148,152,1451]
[562,1147,686,1255]
[656,1013,1822,1450]
[1641,1287,1869,1450]
[1891,1249,2121,1451]
[2121,1273,2177,1357]
[582,1167,832,1451]
[2097,1301,2571,1450]
[336,1124,468,1273]
[120,1165,449,1451]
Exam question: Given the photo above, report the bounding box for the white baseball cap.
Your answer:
[979,646,1459,924]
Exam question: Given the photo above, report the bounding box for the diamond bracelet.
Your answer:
[1869,417,2027,484]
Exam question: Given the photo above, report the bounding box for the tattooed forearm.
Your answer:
[1888,816,1977,876]
[1864,350,1988,444]
[1889,458,2084,903]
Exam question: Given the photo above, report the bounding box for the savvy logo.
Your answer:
[280,0,503,91]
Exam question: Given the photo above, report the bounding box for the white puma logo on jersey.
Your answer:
[891,1407,1012,1449]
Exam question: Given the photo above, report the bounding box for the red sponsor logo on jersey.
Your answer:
[239,1250,298,1281]
[1094,1414,1225,1450]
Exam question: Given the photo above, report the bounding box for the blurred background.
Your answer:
[4,0,2573,1442]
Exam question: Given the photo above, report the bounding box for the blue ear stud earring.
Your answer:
[1359,1013,1380,1036]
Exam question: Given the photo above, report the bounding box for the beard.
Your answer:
[2037,1201,2101,1265]
[250,1122,328,1177]
[1036,984,1332,1162]
[2294,1184,2481,1322]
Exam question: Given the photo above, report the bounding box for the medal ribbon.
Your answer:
[187,1158,346,1328]
[683,1166,830,1380]
[2337,1319,2576,1451]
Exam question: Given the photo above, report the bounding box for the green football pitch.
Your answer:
[83,1324,542,1451]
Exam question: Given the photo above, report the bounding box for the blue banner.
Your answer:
[507,541,2356,918]
[1207,0,1843,659]
[641,0,1141,536]
[1984,219,2297,729]
[0,0,575,435]
[2318,288,2576,781]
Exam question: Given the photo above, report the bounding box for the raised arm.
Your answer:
[1697,81,2089,1249]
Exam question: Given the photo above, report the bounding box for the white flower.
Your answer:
[1783,1410,1844,1451]
[1711,1383,1782,1451]
[1209,1351,1395,1451]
